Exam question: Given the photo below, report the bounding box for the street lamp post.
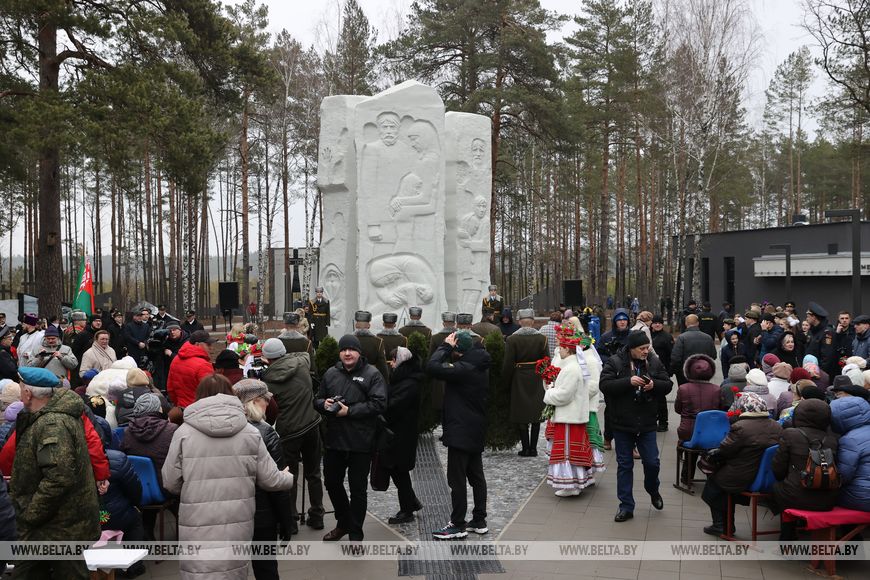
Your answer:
[824,209,862,315]
[770,244,792,303]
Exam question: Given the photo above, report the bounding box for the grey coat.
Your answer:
[162,394,293,580]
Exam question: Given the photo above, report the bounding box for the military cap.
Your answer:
[71,310,88,322]
[853,314,870,325]
[807,302,829,319]
[355,310,372,322]
[283,311,300,325]
[383,313,398,324]
[441,312,456,322]
[743,310,759,320]
[784,301,796,309]
[488,285,498,291]
[408,306,423,317]
[517,308,535,320]
[456,313,474,325]
[19,367,62,389]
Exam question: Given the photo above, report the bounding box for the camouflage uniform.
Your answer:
[10,388,100,579]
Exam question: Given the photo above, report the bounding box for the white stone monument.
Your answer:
[318,81,491,335]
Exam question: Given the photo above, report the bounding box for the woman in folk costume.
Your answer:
[543,324,605,496]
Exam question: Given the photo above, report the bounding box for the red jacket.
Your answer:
[167,341,214,408]
[1,413,110,481]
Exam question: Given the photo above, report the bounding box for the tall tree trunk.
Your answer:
[240,90,251,311]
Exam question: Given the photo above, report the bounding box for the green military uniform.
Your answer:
[309,292,330,345]
[355,331,389,381]
[502,327,549,423]
[428,314,457,411]
[456,313,484,347]
[399,306,432,342]
[471,319,501,339]
[11,385,100,579]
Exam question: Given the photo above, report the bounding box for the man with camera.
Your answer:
[314,334,387,543]
[600,330,672,523]
[22,325,78,379]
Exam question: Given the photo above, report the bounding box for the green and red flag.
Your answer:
[72,258,95,318]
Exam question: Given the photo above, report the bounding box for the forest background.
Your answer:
[1,0,868,319]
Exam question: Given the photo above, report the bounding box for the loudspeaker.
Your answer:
[563,279,583,307]
[218,282,240,311]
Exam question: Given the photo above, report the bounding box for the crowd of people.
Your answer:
[0,291,868,578]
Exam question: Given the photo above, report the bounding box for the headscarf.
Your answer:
[394,346,412,366]
[733,391,768,415]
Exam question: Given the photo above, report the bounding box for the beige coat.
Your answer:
[162,394,293,579]
[79,344,117,376]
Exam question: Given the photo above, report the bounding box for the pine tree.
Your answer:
[323,0,378,96]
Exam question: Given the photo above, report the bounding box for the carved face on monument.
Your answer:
[376,113,401,146]
[474,196,487,219]
[407,121,436,156]
[471,138,486,164]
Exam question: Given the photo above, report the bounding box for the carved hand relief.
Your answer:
[319,128,350,187]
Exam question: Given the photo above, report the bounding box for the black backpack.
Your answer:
[796,429,840,490]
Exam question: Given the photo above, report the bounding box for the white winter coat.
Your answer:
[544,354,594,424]
[162,393,293,580]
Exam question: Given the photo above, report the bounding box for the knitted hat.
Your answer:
[0,382,20,406]
[233,378,272,405]
[126,368,150,387]
[802,354,819,366]
[685,354,715,381]
[772,362,793,380]
[762,353,780,368]
[613,311,630,322]
[261,338,286,360]
[44,326,60,338]
[789,367,811,383]
[455,330,474,353]
[728,363,748,381]
[843,364,864,387]
[627,330,650,349]
[132,392,162,417]
[735,391,768,414]
[338,334,362,353]
[746,368,768,387]
[214,349,241,369]
[189,330,217,344]
[4,401,23,422]
[652,314,664,324]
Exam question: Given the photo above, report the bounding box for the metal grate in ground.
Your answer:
[397,433,505,578]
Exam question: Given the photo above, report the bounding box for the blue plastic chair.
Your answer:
[724,444,780,543]
[127,455,175,541]
[674,410,730,494]
[110,426,127,451]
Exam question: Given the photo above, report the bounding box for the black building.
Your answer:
[679,221,870,314]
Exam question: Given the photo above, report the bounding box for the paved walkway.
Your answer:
[133,360,866,579]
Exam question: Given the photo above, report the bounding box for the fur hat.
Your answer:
[517,309,534,320]
[441,312,456,322]
[684,354,716,382]
[456,313,474,325]
[409,307,422,317]
[354,311,372,323]
[382,313,398,324]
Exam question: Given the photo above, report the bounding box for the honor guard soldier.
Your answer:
[278,311,318,376]
[502,308,549,456]
[455,313,483,345]
[378,313,408,362]
[399,306,432,341]
[482,285,503,318]
[471,310,501,339]
[310,286,331,348]
[429,312,457,412]
[353,310,389,380]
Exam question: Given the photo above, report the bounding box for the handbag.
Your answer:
[697,448,724,475]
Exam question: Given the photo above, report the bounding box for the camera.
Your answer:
[247,360,265,379]
[327,395,345,414]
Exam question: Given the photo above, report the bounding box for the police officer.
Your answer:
[805,301,836,377]
[481,285,503,317]
[353,311,389,381]
[399,306,432,341]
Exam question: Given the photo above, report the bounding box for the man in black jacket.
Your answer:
[805,301,836,376]
[314,334,387,543]
[650,315,674,431]
[123,309,152,369]
[671,314,717,385]
[427,330,491,540]
[600,331,672,522]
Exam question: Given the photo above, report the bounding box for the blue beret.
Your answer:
[82,369,99,381]
[18,367,62,388]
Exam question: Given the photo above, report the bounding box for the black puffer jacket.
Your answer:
[100,449,143,531]
[599,349,672,434]
[250,420,295,538]
[384,355,423,471]
[671,326,717,383]
[314,357,387,453]
[0,346,17,381]
[427,343,491,453]
[771,399,839,514]
[0,472,15,541]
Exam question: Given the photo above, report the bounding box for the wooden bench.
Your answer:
[782,506,870,577]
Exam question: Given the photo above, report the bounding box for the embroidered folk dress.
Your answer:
[543,352,605,490]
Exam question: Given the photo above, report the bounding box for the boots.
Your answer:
[528,422,540,456]
[518,426,531,456]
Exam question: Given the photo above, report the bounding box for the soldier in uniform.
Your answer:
[11,367,101,578]
[456,313,483,345]
[377,313,408,371]
[353,311,389,380]
[481,285,503,318]
[309,286,331,348]
[63,310,88,349]
[472,310,502,340]
[429,312,457,412]
[278,311,318,377]
[502,309,549,456]
[399,306,432,342]
[805,301,836,377]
